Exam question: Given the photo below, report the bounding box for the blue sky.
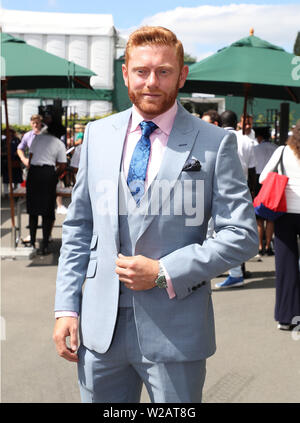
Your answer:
[1,0,298,29]
[1,1,299,59]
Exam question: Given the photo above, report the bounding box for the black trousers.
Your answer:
[29,215,53,249]
[27,165,57,249]
[274,213,300,324]
[26,165,57,219]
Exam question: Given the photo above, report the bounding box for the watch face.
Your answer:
[156,275,167,289]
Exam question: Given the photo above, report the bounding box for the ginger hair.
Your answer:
[125,26,184,69]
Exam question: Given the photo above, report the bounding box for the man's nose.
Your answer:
[146,71,159,88]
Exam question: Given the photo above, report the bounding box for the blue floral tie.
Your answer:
[127,121,158,204]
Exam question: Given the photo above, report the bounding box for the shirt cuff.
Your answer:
[55,311,78,319]
[160,261,176,299]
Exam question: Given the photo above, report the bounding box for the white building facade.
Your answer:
[1,9,119,125]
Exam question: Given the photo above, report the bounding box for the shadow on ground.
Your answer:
[244,274,275,289]
[212,271,275,292]
[27,238,61,267]
[1,227,13,237]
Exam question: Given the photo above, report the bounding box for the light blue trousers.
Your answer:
[77,308,206,403]
[229,265,243,278]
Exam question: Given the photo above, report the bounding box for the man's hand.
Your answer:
[23,157,30,168]
[53,317,79,362]
[115,254,159,291]
[17,150,29,168]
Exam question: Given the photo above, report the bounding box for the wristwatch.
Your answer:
[155,261,168,289]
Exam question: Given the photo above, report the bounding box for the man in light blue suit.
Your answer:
[53,26,258,403]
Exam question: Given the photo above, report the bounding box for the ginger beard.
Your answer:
[127,76,181,118]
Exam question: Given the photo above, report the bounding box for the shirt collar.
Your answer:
[130,101,178,136]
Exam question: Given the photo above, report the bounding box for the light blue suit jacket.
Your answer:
[55,103,258,362]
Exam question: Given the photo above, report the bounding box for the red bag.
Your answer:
[253,171,288,220]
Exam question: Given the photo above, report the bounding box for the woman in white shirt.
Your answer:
[260,121,300,331]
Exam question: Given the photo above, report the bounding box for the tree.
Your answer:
[293,32,300,56]
[184,53,197,63]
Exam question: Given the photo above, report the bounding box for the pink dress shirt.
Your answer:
[55,103,177,318]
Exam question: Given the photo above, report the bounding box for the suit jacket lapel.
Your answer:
[136,103,200,246]
[108,108,132,250]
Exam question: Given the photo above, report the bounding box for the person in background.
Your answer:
[27,122,67,255]
[215,110,257,289]
[17,114,43,168]
[17,114,44,244]
[201,109,221,126]
[74,124,84,146]
[1,128,23,194]
[68,125,85,183]
[253,127,278,256]
[68,125,84,184]
[238,114,258,146]
[259,120,300,331]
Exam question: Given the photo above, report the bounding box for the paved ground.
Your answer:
[1,196,300,403]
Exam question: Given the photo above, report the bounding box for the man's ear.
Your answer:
[122,64,129,88]
[178,65,189,89]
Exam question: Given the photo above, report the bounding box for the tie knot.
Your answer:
[140,121,158,138]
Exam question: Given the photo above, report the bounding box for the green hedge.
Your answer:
[1,124,31,133]
[64,112,116,126]
[2,112,117,134]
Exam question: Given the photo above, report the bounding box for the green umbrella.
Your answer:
[1,32,95,90]
[184,33,300,103]
[7,87,112,101]
[1,33,96,245]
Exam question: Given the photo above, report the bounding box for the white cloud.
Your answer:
[118,4,299,60]
[194,51,215,62]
